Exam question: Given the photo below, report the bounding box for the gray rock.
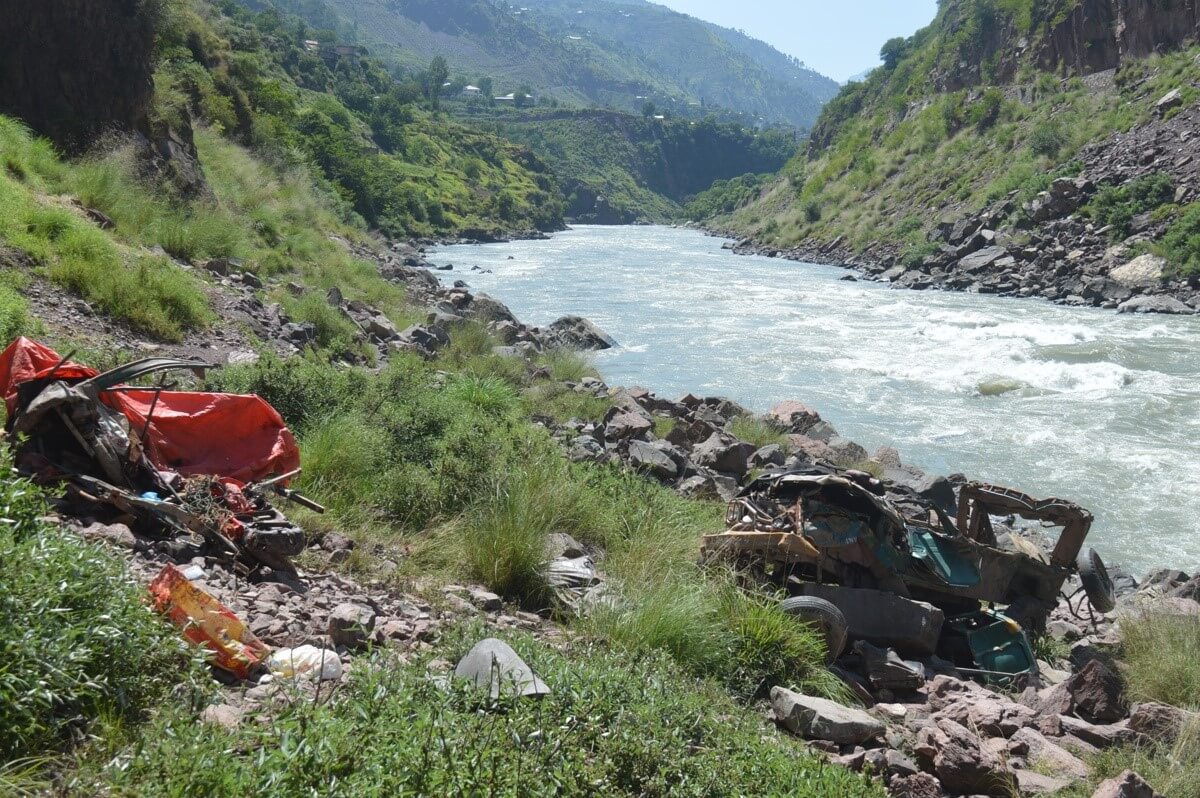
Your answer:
[1128,701,1198,742]
[454,638,550,699]
[1109,254,1166,288]
[1155,88,1183,116]
[914,717,1012,796]
[958,246,1008,273]
[604,411,653,441]
[1089,770,1164,798]
[692,433,755,476]
[1015,769,1073,795]
[468,587,503,612]
[628,439,679,480]
[748,444,786,469]
[545,315,616,350]
[467,293,518,324]
[770,687,884,744]
[1117,295,1194,315]
[328,603,376,649]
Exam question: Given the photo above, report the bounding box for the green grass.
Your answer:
[727,415,788,450]
[1120,612,1200,710]
[723,38,1200,258]
[0,118,213,341]
[0,458,198,764]
[1159,202,1200,275]
[70,631,881,797]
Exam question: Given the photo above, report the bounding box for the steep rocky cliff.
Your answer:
[0,0,161,152]
[720,0,1200,311]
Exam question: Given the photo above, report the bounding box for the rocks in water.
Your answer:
[767,400,822,434]
[1117,295,1194,314]
[454,638,550,699]
[770,687,884,744]
[544,316,616,350]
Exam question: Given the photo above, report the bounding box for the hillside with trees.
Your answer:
[271,0,840,129]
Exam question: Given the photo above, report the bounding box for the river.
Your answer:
[438,225,1200,575]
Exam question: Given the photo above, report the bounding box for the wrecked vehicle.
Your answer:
[701,468,1116,680]
[0,338,321,580]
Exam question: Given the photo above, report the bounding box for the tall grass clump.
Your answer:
[1120,612,1200,709]
[728,415,788,450]
[0,464,195,764]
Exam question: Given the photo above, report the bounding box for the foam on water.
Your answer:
[441,226,1200,574]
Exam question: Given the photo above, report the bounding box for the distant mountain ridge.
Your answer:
[277,0,840,128]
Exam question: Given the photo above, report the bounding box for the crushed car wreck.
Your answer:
[0,337,321,582]
[701,467,1117,682]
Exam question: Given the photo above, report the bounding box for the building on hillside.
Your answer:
[462,85,482,97]
[303,39,320,53]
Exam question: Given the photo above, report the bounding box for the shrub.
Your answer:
[80,635,882,797]
[1160,202,1200,275]
[728,415,788,450]
[1028,119,1064,158]
[0,464,196,763]
[1085,173,1175,239]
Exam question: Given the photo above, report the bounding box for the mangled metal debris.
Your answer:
[0,337,322,582]
[702,466,1116,680]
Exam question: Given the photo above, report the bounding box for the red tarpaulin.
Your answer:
[0,337,299,483]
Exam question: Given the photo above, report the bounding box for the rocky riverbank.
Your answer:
[714,93,1200,316]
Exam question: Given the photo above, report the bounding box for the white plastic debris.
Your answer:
[267,645,343,681]
[180,564,206,581]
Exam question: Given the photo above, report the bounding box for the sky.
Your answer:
[652,0,938,82]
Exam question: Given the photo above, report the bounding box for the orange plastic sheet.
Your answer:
[0,337,299,483]
[149,564,269,678]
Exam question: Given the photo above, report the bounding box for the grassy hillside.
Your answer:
[168,0,564,239]
[719,0,1200,271]
[464,108,799,222]
[272,0,838,128]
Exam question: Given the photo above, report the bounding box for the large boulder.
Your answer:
[691,433,755,477]
[1128,701,1198,742]
[1117,295,1194,315]
[767,401,822,434]
[454,638,550,699]
[627,440,678,480]
[914,718,1012,796]
[544,316,616,350]
[1068,659,1128,723]
[603,411,653,441]
[769,687,884,744]
[1109,254,1166,288]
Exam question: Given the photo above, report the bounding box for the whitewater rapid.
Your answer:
[440,226,1200,574]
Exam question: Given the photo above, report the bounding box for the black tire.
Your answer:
[1077,547,1117,614]
[780,596,849,662]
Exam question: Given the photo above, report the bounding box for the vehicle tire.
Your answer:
[780,596,849,662]
[1077,547,1116,614]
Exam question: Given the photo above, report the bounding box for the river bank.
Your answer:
[436,225,1200,575]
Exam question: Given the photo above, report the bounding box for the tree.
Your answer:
[426,56,449,107]
[880,37,908,70]
[641,100,657,118]
[477,76,494,99]
[514,84,534,108]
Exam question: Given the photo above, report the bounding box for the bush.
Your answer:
[1085,173,1175,239]
[728,415,788,450]
[0,465,195,763]
[1028,119,1064,158]
[79,635,882,797]
[1160,202,1200,275]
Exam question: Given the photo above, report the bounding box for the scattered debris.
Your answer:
[702,468,1115,680]
[267,645,344,681]
[0,337,320,582]
[149,564,269,679]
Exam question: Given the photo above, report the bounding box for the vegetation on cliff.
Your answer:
[718,0,1200,276]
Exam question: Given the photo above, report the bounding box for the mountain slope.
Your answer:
[275,0,839,128]
[465,108,799,222]
[718,0,1200,306]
